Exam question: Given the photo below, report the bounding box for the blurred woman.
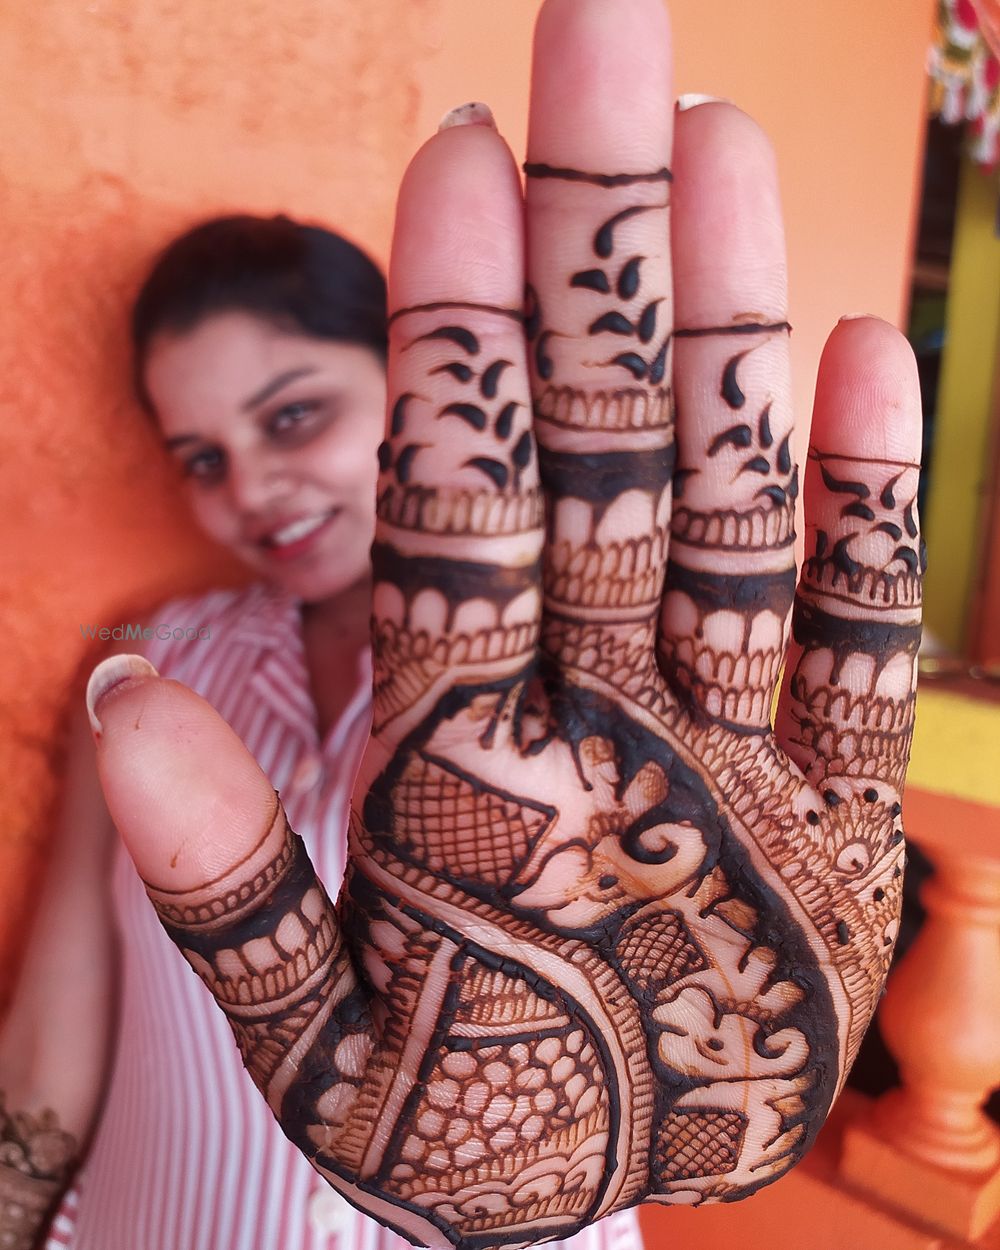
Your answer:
[0,214,640,1250]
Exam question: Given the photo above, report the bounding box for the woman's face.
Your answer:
[145,311,387,603]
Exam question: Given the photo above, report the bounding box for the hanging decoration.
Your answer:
[973,0,1000,58]
[929,0,1000,167]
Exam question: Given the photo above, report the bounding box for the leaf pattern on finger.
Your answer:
[529,177,674,436]
[373,304,544,740]
[662,324,797,731]
[786,452,923,792]
[523,167,676,717]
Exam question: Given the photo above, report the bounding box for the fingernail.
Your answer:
[86,654,160,736]
[676,93,732,111]
[437,102,497,132]
[838,313,880,322]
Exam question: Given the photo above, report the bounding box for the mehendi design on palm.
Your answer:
[143,158,921,1250]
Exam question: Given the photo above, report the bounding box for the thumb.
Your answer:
[87,654,278,881]
[85,655,372,1126]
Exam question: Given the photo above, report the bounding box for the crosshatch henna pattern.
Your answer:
[138,161,922,1250]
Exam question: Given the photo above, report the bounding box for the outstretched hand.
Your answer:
[88,0,923,1245]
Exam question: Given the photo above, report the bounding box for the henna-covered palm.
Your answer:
[91,1,923,1246]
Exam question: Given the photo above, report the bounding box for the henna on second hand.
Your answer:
[0,1092,78,1250]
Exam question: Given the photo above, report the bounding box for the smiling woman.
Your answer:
[1,0,928,1239]
[146,313,386,600]
[0,210,643,1250]
[133,216,389,606]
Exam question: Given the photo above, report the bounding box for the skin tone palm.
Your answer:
[87,1,923,1247]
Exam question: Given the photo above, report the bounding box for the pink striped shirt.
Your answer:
[46,582,642,1250]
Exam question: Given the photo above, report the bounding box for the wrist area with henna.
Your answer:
[0,1093,78,1250]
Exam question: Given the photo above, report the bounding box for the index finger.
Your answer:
[373,119,544,741]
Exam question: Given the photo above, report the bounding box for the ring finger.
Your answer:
[660,102,797,731]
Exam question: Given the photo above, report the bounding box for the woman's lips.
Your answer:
[257,509,341,562]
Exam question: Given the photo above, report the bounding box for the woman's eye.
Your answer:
[182,447,226,483]
[268,400,318,437]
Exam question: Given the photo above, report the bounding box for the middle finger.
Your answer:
[525,0,675,698]
[659,103,796,731]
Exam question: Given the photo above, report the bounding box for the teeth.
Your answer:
[269,513,330,546]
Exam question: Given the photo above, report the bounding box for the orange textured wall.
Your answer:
[0,0,933,995]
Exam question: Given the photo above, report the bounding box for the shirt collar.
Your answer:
[234,582,373,756]
[231,582,302,653]
[235,584,319,747]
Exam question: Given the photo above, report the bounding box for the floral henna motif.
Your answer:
[145,672,843,1245]
[0,1093,78,1250]
[775,450,923,1073]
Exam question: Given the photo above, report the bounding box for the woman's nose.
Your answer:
[225,453,293,514]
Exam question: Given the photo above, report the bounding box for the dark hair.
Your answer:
[131,213,387,413]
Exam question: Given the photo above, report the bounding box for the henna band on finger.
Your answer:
[387,302,525,331]
[523,163,672,187]
[673,320,791,338]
